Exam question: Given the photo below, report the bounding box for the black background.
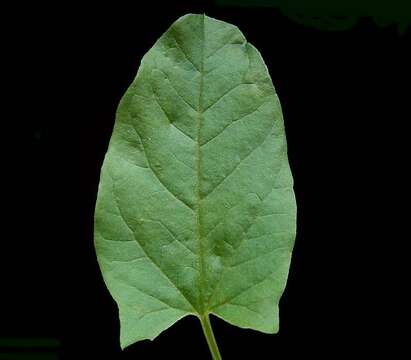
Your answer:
[3,0,409,359]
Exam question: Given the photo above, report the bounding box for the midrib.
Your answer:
[195,14,207,315]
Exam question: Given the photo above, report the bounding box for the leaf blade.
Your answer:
[94,13,296,349]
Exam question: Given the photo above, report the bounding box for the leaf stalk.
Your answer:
[199,314,222,360]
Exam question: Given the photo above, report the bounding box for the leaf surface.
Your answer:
[94,13,296,349]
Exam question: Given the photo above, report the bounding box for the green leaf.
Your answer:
[94,13,296,356]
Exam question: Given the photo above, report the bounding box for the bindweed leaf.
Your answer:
[94,13,296,357]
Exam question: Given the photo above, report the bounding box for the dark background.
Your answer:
[3,0,409,359]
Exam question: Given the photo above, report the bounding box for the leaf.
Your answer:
[94,13,296,355]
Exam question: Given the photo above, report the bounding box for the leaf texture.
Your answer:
[94,13,296,349]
